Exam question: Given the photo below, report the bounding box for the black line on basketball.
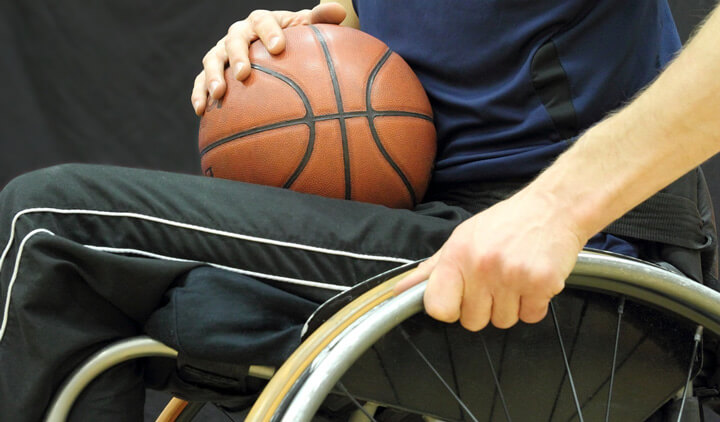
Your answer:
[200,64,317,190]
[200,111,430,158]
[316,110,433,122]
[310,25,352,200]
[200,116,307,157]
[374,110,433,121]
[251,65,318,189]
[366,49,418,206]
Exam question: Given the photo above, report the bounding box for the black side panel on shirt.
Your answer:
[531,40,580,140]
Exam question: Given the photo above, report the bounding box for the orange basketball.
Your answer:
[198,24,436,209]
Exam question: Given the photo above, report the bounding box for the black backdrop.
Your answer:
[0,0,718,205]
[0,0,314,183]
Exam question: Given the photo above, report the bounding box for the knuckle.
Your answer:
[501,260,528,279]
[550,278,566,296]
[228,22,251,41]
[425,301,458,324]
[201,50,216,66]
[523,272,547,291]
[475,248,503,271]
[460,321,481,332]
[248,9,269,25]
[533,263,558,282]
[460,315,489,332]
[212,47,226,60]
[528,267,562,294]
[520,310,546,324]
[228,20,244,33]
[492,316,518,330]
[290,9,312,24]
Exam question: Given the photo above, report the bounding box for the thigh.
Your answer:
[0,164,469,420]
[0,163,470,304]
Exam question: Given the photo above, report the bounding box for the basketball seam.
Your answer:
[254,65,317,189]
[202,64,320,189]
[199,65,317,190]
[199,110,431,158]
[310,25,352,200]
[366,50,419,207]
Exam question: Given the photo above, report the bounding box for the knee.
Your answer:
[1,164,91,212]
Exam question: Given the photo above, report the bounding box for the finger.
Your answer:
[518,295,550,324]
[310,3,347,24]
[226,22,254,80]
[191,72,208,116]
[394,253,440,295]
[458,286,493,331]
[249,11,287,54]
[423,260,464,323]
[202,44,228,99]
[489,289,520,329]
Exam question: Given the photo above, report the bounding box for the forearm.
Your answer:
[527,5,720,243]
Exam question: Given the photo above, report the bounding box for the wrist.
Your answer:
[513,182,592,248]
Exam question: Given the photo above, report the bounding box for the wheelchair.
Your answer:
[44,250,720,421]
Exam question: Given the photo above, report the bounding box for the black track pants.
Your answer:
[0,164,470,421]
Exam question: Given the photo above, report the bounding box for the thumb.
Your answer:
[394,252,441,295]
[310,3,348,24]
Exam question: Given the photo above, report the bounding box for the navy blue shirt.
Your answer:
[353,1,681,184]
[352,1,682,257]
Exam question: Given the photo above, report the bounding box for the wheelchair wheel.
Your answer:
[243,251,720,422]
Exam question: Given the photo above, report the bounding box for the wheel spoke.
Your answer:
[676,325,703,422]
[336,381,379,422]
[605,296,626,422]
[480,334,512,422]
[550,301,585,422]
[398,326,480,422]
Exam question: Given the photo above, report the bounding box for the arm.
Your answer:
[396,5,720,331]
[190,1,358,115]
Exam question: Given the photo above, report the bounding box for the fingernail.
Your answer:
[268,36,280,50]
[209,80,219,96]
[193,100,202,113]
[234,62,246,78]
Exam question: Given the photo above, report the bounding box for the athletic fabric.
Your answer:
[0,165,641,420]
[353,0,682,184]
[0,164,462,420]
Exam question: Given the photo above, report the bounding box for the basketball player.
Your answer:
[0,0,718,420]
[192,0,720,330]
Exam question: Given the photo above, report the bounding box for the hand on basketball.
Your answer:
[191,3,347,116]
[394,190,585,331]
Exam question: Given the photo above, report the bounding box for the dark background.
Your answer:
[1,0,718,419]
[0,1,718,196]
[0,0,316,183]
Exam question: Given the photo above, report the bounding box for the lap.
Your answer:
[0,164,472,420]
[1,163,470,303]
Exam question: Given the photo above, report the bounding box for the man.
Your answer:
[0,0,717,420]
[192,0,718,329]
